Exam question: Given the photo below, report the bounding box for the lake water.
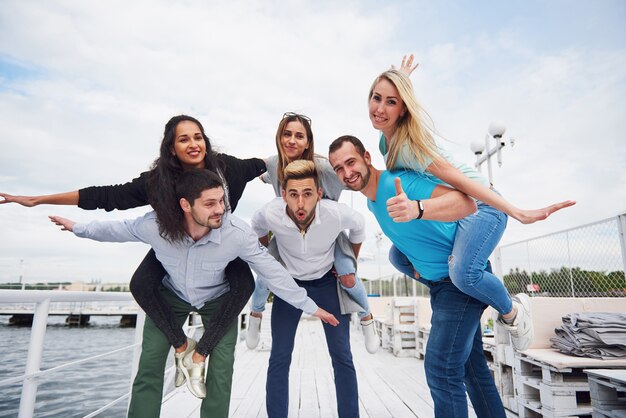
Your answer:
[0,315,141,418]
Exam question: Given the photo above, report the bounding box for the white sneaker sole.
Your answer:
[511,293,534,351]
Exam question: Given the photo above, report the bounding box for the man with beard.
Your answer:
[251,160,364,418]
[49,168,337,418]
[328,135,508,418]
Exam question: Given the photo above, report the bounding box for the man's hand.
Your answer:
[313,308,339,326]
[386,177,419,222]
[49,215,76,232]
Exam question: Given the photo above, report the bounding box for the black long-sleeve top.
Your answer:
[78,154,266,212]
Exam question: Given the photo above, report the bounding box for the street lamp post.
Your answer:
[375,231,383,295]
[19,259,25,290]
[470,122,516,186]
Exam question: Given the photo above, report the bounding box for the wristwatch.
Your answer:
[415,199,424,220]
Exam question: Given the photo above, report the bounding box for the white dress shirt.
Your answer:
[251,198,366,281]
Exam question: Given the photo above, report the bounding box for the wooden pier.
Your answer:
[161,315,494,418]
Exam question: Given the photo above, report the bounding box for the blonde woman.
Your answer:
[368,56,574,351]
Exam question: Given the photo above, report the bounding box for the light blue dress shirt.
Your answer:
[73,211,318,314]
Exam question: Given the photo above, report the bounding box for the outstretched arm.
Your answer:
[387,177,476,222]
[1,191,79,207]
[2,172,151,211]
[427,159,575,224]
[48,215,77,232]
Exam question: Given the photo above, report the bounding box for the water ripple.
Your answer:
[0,315,136,417]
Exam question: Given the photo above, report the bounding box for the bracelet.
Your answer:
[415,199,424,220]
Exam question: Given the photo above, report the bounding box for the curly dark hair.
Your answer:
[147,115,225,242]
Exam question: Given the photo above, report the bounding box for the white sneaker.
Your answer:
[498,293,534,351]
[246,315,262,350]
[181,351,208,399]
[361,318,379,354]
[174,338,196,387]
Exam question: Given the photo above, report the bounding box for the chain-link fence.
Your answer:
[494,213,626,297]
[364,213,626,299]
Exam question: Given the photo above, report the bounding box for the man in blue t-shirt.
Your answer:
[329,135,507,418]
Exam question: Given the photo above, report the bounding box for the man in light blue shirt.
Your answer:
[329,135,507,418]
[50,169,337,418]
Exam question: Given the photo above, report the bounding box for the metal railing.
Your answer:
[364,274,431,298]
[0,290,145,418]
[493,213,626,297]
[365,213,626,299]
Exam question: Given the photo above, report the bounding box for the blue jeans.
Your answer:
[266,271,359,418]
[450,200,513,315]
[251,239,370,318]
[389,248,505,418]
[250,237,280,313]
[333,247,370,319]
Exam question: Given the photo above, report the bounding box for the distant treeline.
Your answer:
[504,267,626,297]
[0,282,71,290]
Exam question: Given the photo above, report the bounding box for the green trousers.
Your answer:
[127,287,237,418]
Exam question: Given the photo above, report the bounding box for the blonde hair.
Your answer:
[282,160,319,191]
[275,114,315,186]
[368,70,441,170]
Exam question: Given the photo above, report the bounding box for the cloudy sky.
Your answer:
[1,0,624,284]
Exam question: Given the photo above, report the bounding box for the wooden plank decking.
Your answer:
[161,311,489,418]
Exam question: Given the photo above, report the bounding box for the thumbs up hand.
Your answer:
[386,177,419,222]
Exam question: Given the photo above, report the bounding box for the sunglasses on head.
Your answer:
[282,112,312,127]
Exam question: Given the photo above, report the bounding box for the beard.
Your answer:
[191,211,223,230]
[344,168,371,192]
[286,206,316,230]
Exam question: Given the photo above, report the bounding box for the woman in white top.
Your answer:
[246,112,378,354]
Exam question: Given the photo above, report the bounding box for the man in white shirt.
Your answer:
[49,168,337,418]
[251,160,364,418]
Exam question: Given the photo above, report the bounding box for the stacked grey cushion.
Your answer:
[550,312,626,359]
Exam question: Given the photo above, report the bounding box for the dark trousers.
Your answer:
[129,250,254,356]
[266,271,359,418]
[127,287,237,418]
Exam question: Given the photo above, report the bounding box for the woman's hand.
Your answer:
[392,54,419,77]
[510,200,576,224]
[0,191,79,207]
[0,193,38,207]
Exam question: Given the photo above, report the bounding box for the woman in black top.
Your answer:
[0,114,265,358]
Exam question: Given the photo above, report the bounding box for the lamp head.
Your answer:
[470,140,485,155]
[488,122,506,138]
